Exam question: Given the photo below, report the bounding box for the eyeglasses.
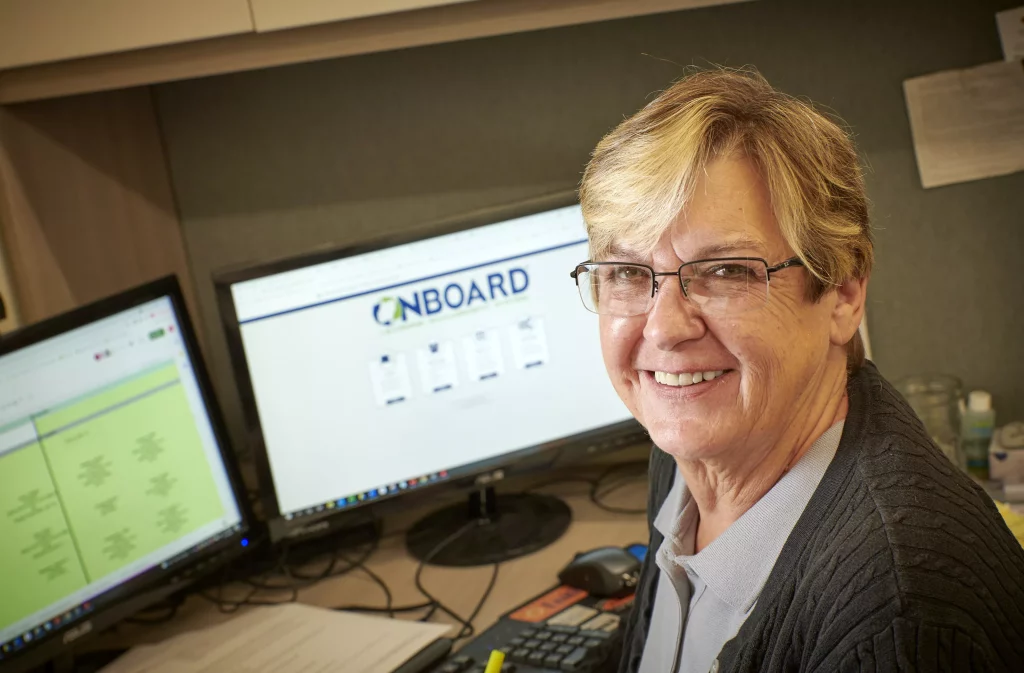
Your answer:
[569,257,805,317]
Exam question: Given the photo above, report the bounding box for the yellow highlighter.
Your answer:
[484,650,505,673]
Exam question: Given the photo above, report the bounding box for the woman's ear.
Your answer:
[830,275,868,348]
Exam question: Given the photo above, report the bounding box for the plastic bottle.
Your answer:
[962,390,996,480]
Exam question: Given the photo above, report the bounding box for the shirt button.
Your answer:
[709,659,719,673]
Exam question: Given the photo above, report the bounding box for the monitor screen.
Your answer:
[0,290,246,663]
[222,202,633,526]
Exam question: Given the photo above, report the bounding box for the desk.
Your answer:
[93,473,650,655]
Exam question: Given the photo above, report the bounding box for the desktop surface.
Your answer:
[87,472,650,666]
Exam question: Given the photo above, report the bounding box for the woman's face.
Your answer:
[598,156,844,463]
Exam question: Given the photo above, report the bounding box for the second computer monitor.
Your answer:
[217,197,636,542]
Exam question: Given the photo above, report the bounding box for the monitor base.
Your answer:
[406,488,571,567]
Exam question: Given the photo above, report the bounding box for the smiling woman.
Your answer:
[575,68,1024,673]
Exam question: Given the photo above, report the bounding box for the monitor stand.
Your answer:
[406,487,571,567]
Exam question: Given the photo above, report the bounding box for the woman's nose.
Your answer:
[642,276,706,350]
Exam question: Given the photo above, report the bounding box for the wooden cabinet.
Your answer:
[249,0,478,33]
[0,0,253,70]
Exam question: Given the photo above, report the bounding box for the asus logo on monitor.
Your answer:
[372,268,529,326]
[475,469,505,486]
[62,621,92,645]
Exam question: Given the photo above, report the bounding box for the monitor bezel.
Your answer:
[0,275,255,673]
[214,191,645,541]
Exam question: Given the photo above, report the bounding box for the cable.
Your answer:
[412,521,502,641]
[589,462,648,515]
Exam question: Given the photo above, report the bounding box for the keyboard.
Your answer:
[431,585,632,673]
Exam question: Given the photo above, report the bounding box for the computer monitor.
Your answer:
[216,194,643,565]
[0,277,252,672]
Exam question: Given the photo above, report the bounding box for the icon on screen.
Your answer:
[357,493,365,501]
[326,501,335,509]
[400,481,408,489]
[379,486,388,495]
[381,355,390,364]
[337,499,346,508]
[429,343,439,353]
[23,633,31,643]
[440,470,448,478]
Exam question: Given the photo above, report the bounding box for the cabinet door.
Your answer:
[249,0,479,33]
[0,0,254,70]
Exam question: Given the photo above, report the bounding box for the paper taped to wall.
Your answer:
[903,60,1024,189]
[998,7,1024,61]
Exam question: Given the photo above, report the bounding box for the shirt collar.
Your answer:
[653,420,844,612]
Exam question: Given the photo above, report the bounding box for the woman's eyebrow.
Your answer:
[688,238,768,259]
[604,244,646,261]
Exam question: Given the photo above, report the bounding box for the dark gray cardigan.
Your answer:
[620,363,1024,672]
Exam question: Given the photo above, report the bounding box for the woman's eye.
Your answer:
[709,264,753,279]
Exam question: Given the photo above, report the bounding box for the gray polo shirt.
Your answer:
[638,421,844,673]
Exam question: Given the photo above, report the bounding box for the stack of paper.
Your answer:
[100,604,451,673]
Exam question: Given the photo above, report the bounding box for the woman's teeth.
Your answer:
[653,370,725,387]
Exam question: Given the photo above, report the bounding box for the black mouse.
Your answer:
[557,546,641,598]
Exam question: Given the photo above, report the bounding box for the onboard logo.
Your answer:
[373,268,528,326]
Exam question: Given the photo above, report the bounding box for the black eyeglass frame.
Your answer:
[569,256,805,310]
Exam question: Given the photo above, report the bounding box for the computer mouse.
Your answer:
[557,546,641,598]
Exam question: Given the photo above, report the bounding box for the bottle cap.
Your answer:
[968,390,992,412]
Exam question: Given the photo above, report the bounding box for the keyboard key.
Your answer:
[527,651,547,666]
[584,638,604,649]
[559,648,590,671]
[451,655,474,670]
[500,665,516,673]
[510,648,531,663]
[535,631,552,641]
[556,644,574,655]
[509,637,525,646]
[579,630,612,640]
[539,642,557,652]
[520,628,537,638]
[544,653,564,668]
[438,664,461,673]
[550,633,568,643]
[547,624,578,633]
[567,636,585,646]
[524,639,541,649]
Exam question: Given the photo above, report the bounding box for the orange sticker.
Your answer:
[508,586,588,623]
[598,594,635,612]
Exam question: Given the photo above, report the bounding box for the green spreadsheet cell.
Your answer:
[41,376,225,581]
[0,443,88,629]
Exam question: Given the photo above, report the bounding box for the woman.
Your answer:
[573,69,1024,672]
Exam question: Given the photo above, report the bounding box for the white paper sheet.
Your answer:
[903,60,1024,188]
[99,604,451,673]
[998,7,1024,61]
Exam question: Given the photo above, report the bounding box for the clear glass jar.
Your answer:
[894,374,966,471]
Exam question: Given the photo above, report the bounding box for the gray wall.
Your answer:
[155,0,1024,452]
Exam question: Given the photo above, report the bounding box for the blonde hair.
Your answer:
[579,67,873,368]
